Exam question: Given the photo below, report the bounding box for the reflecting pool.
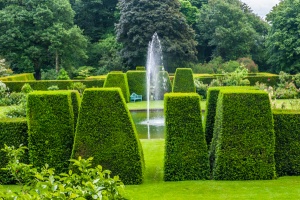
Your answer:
[130,110,165,139]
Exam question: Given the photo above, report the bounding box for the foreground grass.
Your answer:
[124,139,300,200]
[1,140,300,199]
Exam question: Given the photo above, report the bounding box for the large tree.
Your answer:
[71,0,119,43]
[197,0,269,65]
[266,0,300,73]
[0,0,87,79]
[116,0,197,72]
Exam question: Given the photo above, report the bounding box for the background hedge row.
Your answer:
[103,72,130,102]
[3,80,104,92]
[164,93,209,181]
[210,90,276,180]
[273,109,300,176]
[0,118,28,184]
[71,88,144,184]
[126,71,147,100]
[27,91,75,174]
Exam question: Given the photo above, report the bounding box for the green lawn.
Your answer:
[124,139,300,200]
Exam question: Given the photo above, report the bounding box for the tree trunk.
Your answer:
[34,62,41,80]
[56,50,59,72]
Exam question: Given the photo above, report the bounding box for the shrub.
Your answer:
[27,91,75,174]
[164,93,209,181]
[154,71,172,100]
[194,79,208,99]
[103,72,130,102]
[237,57,258,73]
[273,109,300,176]
[41,69,57,80]
[126,70,147,100]
[56,68,70,80]
[47,85,59,90]
[172,68,195,93]
[71,88,144,185]
[68,82,86,95]
[21,83,33,94]
[222,66,249,86]
[0,118,28,184]
[210,89,276,180]
[0,145,126,199]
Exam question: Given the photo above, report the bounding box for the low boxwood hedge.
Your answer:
[27,91,75,174]
[273,109,300,176]
[0,118,28,184]
[0,73,35,81]
[103,72,130,103]
[164,93,209,181]
[210,89,276,180]
[3,80,104,92]
[172,68,195,93]
[71,88,144,184]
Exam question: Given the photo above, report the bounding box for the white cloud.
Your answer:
[241,0,281,18]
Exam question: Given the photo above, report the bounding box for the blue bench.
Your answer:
[130,93,142,102]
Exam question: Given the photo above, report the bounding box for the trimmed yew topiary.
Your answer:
[103,72,130,102]
[172,68,195,93]
[210,90,276,180]
[154,71,172,100]
[126,70,147,100]
[27,91,75,174]
[69,90,81,131]
[164,93,209,181]
[204,86,257,147]
[273,109,300,176]
[71,88,144,185]
[0,118,28,184]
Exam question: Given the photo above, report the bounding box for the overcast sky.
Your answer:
[241,0,281,18]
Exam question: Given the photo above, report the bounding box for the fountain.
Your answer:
[146,32,164,139]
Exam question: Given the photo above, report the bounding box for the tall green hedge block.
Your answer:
[273,110,300,176]
[27,91,75,174]
[71,88,144,184]
[126,71,147,100]
[3,80,104,92]
[164,93,209,181]
[204,86,258,148]
[172,68,195,93]
[154,71,172,100]
[210,90,276,180]
[0,118,28,184]
[103,72,130,103]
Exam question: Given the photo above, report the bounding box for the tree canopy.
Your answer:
[196,0,269,66]
[0,0,87,79]
[266,0,300,74]
[116,0,197,72]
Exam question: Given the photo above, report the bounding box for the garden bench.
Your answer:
[130,93,142,102]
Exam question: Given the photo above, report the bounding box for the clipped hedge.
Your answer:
[136,66,146,70]
[0,118,28,184]
[71,88,144,184]
[154,71,172,100]
[164,93,209,181]
[172,68,195,93]
[27,91,75,174]
[0,73,35,81]
[3,80,104,92]
[103,72,130,102]
[210,90,276,180]
[126,70,147,100]
[204,86,257,147]
[273,109,300,176]
[69,90,81,130]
